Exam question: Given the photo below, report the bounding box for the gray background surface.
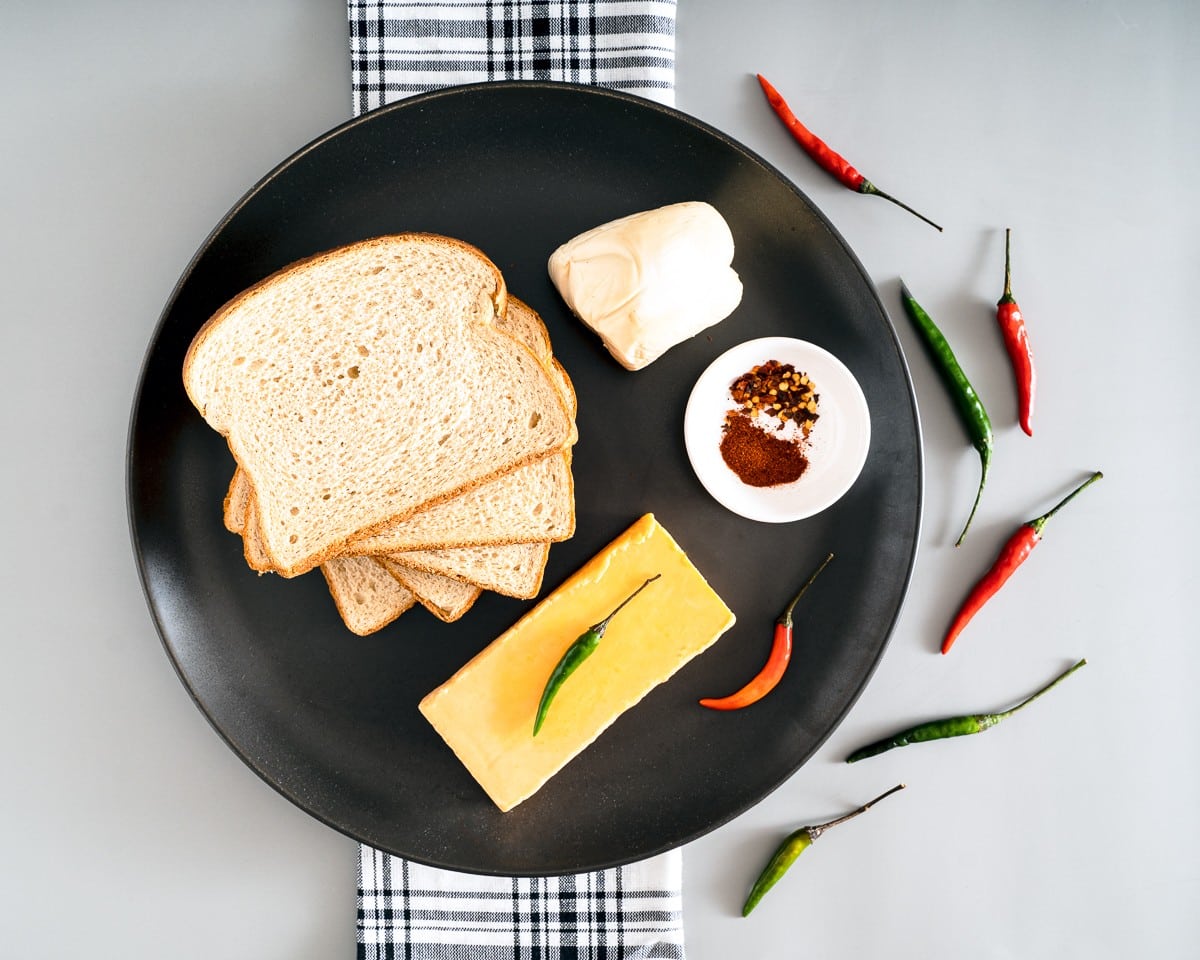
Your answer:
[3,1,1197,957]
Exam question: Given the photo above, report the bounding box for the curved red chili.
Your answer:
[699,552,833,710]
[997,228,1037,436]
[755,74,942,232]
[943,472,1102,654]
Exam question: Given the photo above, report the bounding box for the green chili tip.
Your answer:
[955,449,989,548]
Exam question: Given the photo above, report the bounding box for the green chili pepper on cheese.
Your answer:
[532,575,661,736]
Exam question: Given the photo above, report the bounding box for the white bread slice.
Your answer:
[380,561,482,622]
[501,297,579,431]
[235,472,561,605]
[320,556,416,636]
[231,298,577,558]
[230,454,572,566]
[236,480,548,600]
[345,453,574,553]
[184,234,573,577]
[342,298,576,552]
[230,401,574,561]
[385,541,550,599]
[214,289,568,628]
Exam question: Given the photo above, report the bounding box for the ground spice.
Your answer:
[720,412,809,486]
[719,357,819,487]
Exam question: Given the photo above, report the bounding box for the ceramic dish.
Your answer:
[684,337,871,523]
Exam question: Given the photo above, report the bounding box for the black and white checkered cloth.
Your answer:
[358,846,686,959]
[346,3,683,955]
[347,0,677,115]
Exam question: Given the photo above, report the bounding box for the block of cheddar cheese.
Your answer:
[419,513,736,812]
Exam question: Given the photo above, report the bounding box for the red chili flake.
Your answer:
[728,360,819,433]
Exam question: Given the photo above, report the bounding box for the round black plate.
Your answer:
[128,82,921,875]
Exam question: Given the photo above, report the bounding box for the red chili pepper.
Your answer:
[997,228,1037,436]
[756,73,942,232]
[942,472,1102,654]
[700,553,833,710]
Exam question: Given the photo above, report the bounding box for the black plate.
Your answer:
[128,82,921,876]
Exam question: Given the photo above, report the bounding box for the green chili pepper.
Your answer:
[900,282,994,546]
[742,783,906,916]
[846,658,1086,763]
[532,574,661,736]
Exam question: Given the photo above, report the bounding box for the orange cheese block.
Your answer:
[419,513,736,811]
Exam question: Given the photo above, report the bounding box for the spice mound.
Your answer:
[720,360,819,488]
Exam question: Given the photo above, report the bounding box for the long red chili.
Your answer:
[756,73,942,232]
[997,228,1036,436]
[942,472,1102,654]
[699,553,833,710]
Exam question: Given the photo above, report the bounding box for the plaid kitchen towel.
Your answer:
[358,845,686,959]
[347,0,677,114]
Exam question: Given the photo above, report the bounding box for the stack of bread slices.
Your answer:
[183,234,577,634]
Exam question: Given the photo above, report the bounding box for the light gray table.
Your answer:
[4,1,1197,956]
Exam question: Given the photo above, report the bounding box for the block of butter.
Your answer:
[547,201,743,370]
[419,513,736,812]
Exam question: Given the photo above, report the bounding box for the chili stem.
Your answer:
[957,450,990,548]
[593,574,661,631]
[863,183,943,232]
[779,552,834,626]
[1001,227,1014,301]
[1031,471,1103,534]
[806,782,907,840]
[991,658,1087,724]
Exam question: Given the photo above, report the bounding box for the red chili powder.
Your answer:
[719,412,809,487]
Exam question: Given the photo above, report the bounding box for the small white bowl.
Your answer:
[684,337,871,523]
